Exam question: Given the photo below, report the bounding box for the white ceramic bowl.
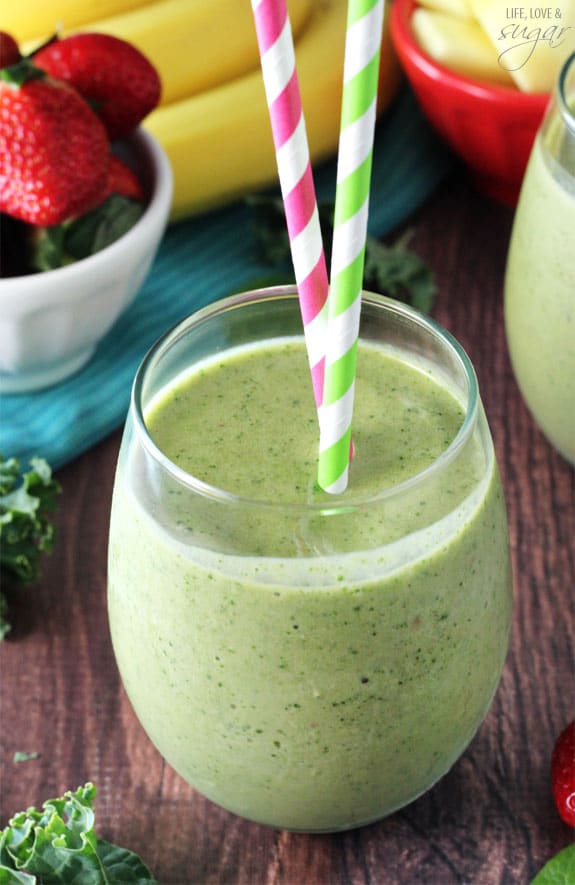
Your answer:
[0,129,173,393]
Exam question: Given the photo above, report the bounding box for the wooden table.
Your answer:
[1,166,573,884]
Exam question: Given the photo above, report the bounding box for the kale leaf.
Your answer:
[0,455,61,639]
[0,783,158,884]
[246,195,437,313]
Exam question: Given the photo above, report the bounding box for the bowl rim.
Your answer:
[390,0,551,108]
[0,128,173,299]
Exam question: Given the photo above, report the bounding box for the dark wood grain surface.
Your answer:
[1,167,573,884]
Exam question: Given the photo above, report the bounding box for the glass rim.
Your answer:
[130,286,480,514]
[558,51,575,136]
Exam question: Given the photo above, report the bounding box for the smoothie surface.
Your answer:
[145,339,465,504]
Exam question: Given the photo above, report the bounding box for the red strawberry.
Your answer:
[33,33,161,139]
[104,154,144,201]
[0,32,20,68]
[0,61,110,226]
[551,720,575,827]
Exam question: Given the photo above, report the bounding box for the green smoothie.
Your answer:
[504,121,575,464]
[108,334,512,832]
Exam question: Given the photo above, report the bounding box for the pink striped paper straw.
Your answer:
[251,0,329,408]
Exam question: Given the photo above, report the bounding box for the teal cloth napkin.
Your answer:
[0,87,453,470]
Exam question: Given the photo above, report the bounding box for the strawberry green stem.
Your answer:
[0,57,46,87]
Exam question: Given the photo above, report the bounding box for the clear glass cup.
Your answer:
[504,52,575,464]
[107,287,512,832]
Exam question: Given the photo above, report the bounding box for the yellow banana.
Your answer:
[2,0,158,44]
[66,0,315,106]
[144,0,401,220]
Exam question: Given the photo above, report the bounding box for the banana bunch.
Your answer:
[10,0,401,220]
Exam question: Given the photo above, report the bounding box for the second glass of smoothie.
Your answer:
[107,287,512,832]
[504,51,575,464]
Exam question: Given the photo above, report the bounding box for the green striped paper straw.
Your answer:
[317,0,385,494]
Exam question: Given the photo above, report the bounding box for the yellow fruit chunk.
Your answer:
[66,0,315,106]
[412,7,516,85]
[468,0,575,92]
[417,0,473,18]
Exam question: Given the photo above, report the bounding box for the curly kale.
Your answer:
[0,455,61,639]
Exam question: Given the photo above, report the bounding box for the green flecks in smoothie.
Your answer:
[145,340,465,505]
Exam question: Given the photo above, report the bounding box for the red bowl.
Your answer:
[390,0,550,205]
